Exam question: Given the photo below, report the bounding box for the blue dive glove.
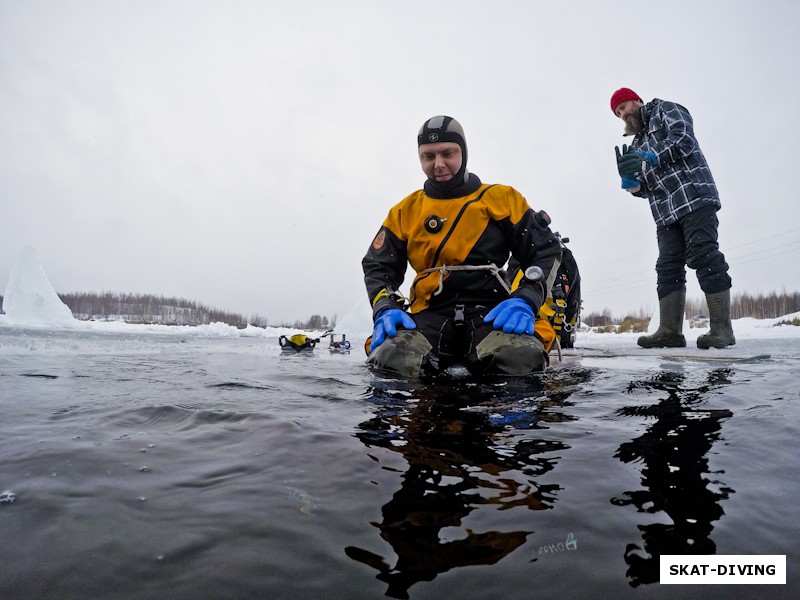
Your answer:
[621,175,641,190]
[484,297,535,335]
[370,308,417,352]
[616,145,658,176]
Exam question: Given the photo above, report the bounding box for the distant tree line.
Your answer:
[583,290,800,326]
[2,290,337,330]
[719,290,799,320]
[582,307,616,327]
[277,314,337,330]
[4,290,797,329]
[57,291,268,329]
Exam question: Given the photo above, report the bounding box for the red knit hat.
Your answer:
[610,87,642,114]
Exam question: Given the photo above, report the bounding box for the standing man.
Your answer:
[362,115,563,377]
[611,88,735,349]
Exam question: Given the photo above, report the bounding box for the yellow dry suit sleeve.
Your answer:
[362,201,410,319]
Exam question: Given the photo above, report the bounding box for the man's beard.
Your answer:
[624,110,644,136]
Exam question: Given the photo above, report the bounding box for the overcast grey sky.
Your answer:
[2,0,799,324]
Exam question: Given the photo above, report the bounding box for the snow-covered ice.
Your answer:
[2,246,799,349]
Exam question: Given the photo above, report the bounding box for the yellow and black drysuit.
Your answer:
[362,172,562,376]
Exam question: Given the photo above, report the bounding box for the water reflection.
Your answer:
[611,368,735,586]
[346,369,590,599]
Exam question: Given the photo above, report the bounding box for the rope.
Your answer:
[420,263,512,296]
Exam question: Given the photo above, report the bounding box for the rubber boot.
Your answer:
[697,289,736,349]
[637,289,687,348]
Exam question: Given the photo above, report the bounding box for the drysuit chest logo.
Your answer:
[372,230,386,250]
[424,215,445,233]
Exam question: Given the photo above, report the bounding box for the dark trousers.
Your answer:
[412,306,496,374]
[368,305,547,377]
[655,205,732,299]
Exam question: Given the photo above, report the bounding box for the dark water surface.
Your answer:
[1,327,798,599]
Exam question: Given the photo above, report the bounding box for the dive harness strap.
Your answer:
[420,263,512,297]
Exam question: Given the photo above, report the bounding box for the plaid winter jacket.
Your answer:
[629,99,721,226]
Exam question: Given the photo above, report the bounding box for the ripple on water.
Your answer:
[206,381,279,391]
[107,404,255,430]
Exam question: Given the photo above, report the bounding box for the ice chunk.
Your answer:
[2,246,74,325]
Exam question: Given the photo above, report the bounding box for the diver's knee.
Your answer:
[476,330,546,375]
[367,330,433,377]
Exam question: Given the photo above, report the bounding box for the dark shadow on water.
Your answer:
[611,368,735,587]
[345,368,591,599]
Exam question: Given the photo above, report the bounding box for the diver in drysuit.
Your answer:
[362,115,563,377]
